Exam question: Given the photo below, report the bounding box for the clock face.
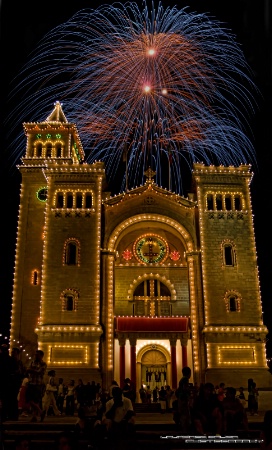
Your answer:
[134,234,168,264]
[36,187,48,202]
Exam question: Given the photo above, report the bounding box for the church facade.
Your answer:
[10,102,271,391]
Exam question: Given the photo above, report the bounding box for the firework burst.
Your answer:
[6,1,259,194]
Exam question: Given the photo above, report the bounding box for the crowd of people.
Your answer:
[172,366,261,436]
[1,344,272,449]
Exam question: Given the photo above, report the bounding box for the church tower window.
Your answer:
[57,193,64,208]
[67,193,73,208]
[234,195,242,210]
[46,143,52,158]
[36,144,42,157]
[229,296,237,312]
[66,243,77,265]
[60,289,79,311]
[85,193,92,208]
[223,244,235,266]
[32,270,38,285]
[225,195,232,210]
[216,194,223,210]
[76,193,83,208]
[66,295,75,311]
[207,194,214,210]
[56,145,62,157]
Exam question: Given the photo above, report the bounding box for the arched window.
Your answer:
[63,238,80,266]
[56,144,62,157]
[32,270,38,285]
[225,195,232,211]
[224,291,241,313]
[36,144,42,157]
[46,143,52,158]
[207,194,214,211]
[85,193,92,208]
[67,193,73,208]
[66,295,75,311]
[234,195,242,210]
[61,289,79,311]
[66,242,78,265]
[56,193,64,208]
[76,193,83,208]
[133,279,171,317]
[216,194,223,210]
[224,244,235,266]
[229,296,237,312]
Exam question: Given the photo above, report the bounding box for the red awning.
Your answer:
[115,316,189,332]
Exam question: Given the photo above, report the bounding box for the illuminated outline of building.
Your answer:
[10,102,271,390]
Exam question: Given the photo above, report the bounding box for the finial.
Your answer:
[144,167,156,183]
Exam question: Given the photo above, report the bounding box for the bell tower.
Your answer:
[193,163,270,387]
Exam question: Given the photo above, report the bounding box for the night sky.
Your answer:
[1,1,272,357]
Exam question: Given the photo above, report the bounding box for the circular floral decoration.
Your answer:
[170,250,180,261]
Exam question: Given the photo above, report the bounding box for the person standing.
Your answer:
[75,378,86,409]
[139,385,147,403]
[18,375,30,417]
[42,370,61,417]
[56,378,66,414]
[159,386,167,413]
[175,366,192,432]
[8,347,25,420]
[146,385,152,404]
[65,380,76,416]
[153,386,158,403]
[26,349,47,422]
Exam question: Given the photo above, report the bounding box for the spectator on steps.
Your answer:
[192,382,223,435]
[222,387,248,434]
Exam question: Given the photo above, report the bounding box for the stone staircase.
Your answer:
[133,402,161,413]
[0,412,263,450]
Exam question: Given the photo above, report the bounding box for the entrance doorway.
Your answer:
[141,349,168,389]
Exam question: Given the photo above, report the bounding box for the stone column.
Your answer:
[118,337,126,387]
[182,345,188,368]
[170,338,177,389]
[129,336,137,387]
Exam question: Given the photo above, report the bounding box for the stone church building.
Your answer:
[10,102,271,391]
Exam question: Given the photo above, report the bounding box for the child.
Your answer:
[18,376,30,417]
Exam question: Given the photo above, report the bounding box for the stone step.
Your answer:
[134,402,162,413]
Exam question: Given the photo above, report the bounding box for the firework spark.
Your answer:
[6,2,259,194]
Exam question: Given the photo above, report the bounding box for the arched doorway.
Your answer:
[138,344,171,390]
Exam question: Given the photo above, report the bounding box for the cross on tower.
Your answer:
[143,237,158,262]
[144,167,156,183]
